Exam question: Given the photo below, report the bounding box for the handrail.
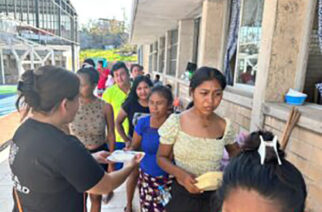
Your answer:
[0,17,79,45]
[0,139,11,153]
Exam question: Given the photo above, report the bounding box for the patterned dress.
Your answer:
[158,114,236,177]
[138,169,173,212]
[70,98,106,147]
[135,116,173,212]
[158,113,236,212]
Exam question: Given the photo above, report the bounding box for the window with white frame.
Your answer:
[167,29,178,76]
[304,4,322,105]
[234,0,264,89]
[158,37,165,73]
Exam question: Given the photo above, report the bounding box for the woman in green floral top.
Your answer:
[157,67,240,212]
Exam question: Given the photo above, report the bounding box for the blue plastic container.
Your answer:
[285,95,307,106]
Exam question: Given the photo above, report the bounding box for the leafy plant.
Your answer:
[80,49,137,64]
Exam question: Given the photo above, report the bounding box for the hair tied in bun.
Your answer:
[258,135,282,165]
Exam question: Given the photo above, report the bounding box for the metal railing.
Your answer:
[0,0,78,44]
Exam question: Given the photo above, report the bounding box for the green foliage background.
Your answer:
[80,49,137,64]
[0,85,17,94]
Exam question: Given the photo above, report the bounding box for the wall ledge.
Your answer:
[262,102,322,134]
[223,86,253,109]
[164,75,177,81]
[177,79,189,86]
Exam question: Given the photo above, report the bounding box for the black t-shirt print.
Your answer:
[122,98,149,137]
[9,119,104,212]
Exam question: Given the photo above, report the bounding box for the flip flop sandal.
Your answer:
[124,206,133,212]
[102,191,114,204]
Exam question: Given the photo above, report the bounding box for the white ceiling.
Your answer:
[130,0,203,44]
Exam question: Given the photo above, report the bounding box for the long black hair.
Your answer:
[16,66,79,113]
[214,130,307,212]
[124,75,153,103]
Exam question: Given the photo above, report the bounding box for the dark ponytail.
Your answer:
[16,70,40,110]
[215,130,307,212]
[16,66,80,113]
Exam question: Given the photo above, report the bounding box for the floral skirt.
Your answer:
[138,169,173,212]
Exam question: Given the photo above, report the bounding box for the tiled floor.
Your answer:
[0,149,13,212]
[0,146,140,212]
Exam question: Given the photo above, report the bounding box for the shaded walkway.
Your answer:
[0,112,20,146]
[0,145,140,211]
[0,107,142,211]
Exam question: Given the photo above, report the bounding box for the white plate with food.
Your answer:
[107,150,145,163]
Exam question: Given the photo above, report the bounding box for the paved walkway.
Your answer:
[0,146,140,212]
[0,112,20,146]
[0,112,141,211]
[0,148,12,211]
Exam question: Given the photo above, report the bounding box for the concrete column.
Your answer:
[198,0,230,69]
[250,0,316,130]
[142,44,150,73]
[164,31,171,76]
[176,19,194,79]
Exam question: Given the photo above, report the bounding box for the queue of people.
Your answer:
[11,66,141,212]
[69,67,116,211]
[9,61,307,212]
[115,75,152,212]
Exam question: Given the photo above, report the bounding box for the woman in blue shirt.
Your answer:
[128,86,173,212]
[116,75,153,212]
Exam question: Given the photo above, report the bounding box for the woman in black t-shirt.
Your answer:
[116,75,153,212]
[10,66,141,212]
[116,75,153,142]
